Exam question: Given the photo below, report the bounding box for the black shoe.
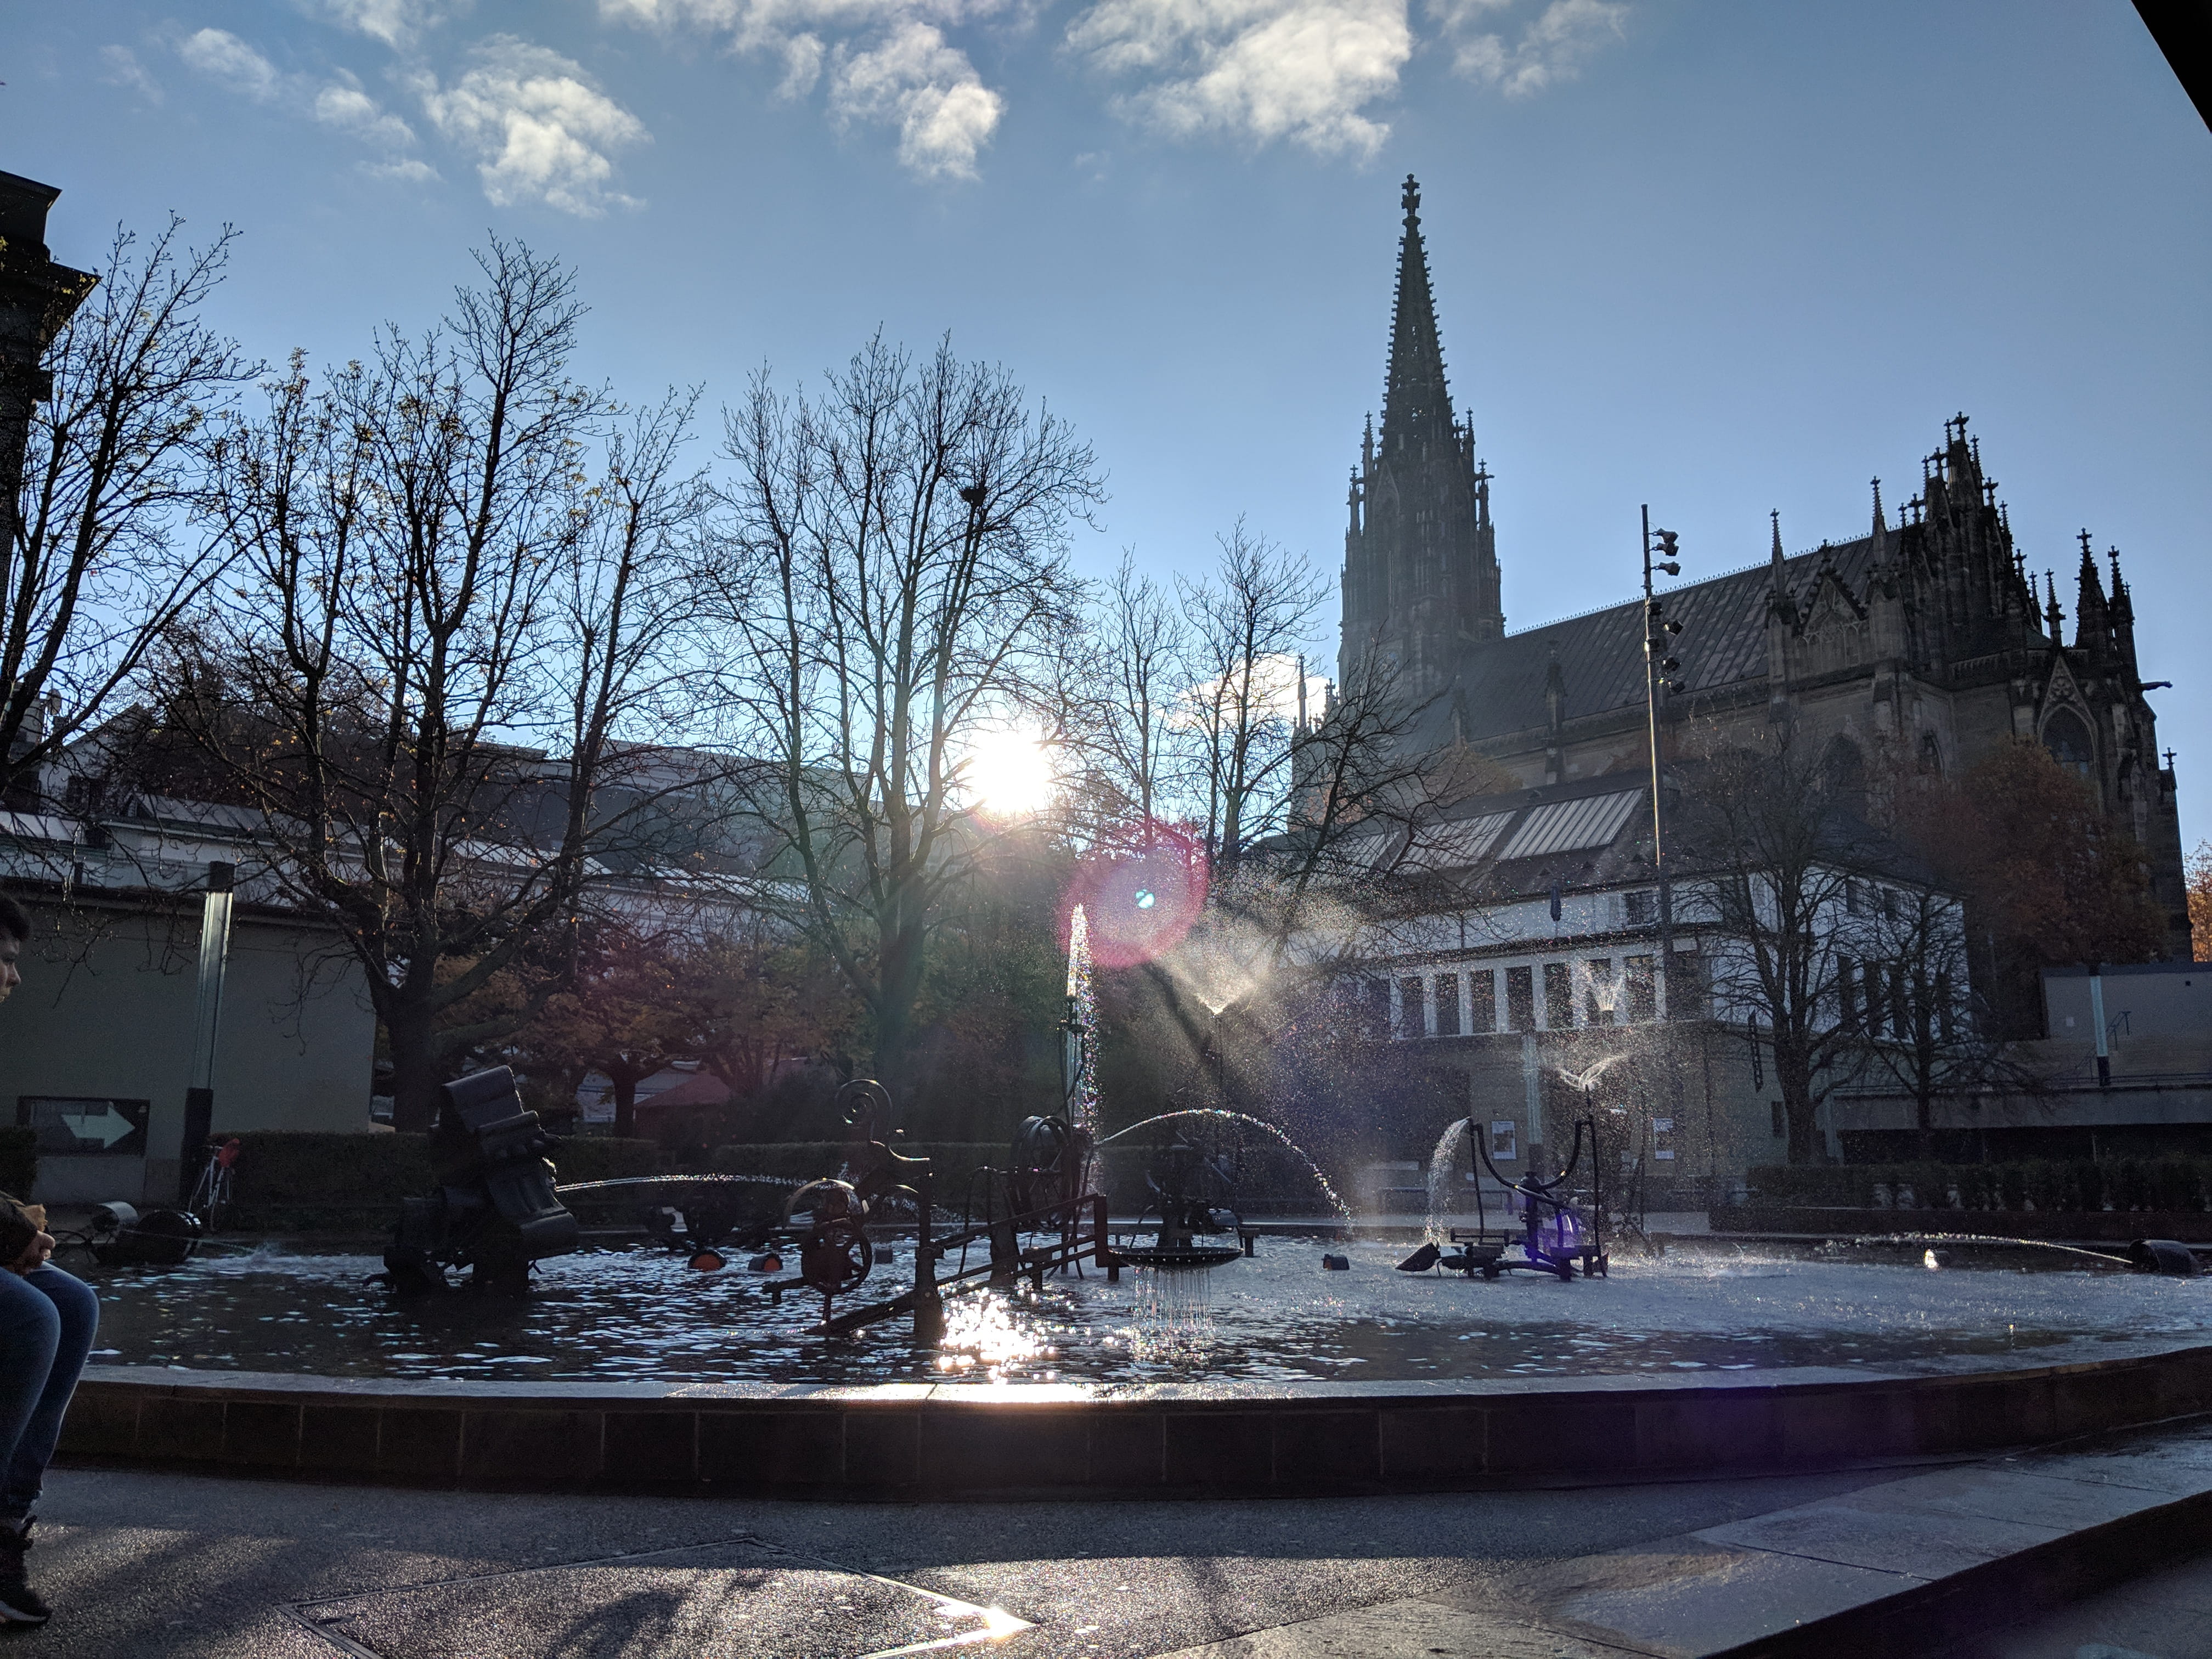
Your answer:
[0,1520,48,1626]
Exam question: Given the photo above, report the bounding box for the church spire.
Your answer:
[1379,175,1454,461]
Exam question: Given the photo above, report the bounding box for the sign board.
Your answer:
[17,1097,150,1158]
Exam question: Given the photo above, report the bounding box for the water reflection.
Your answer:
[79,1239,2208,1388]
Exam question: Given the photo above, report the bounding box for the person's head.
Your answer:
[0,893,29,1006]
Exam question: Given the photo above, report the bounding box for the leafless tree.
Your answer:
[1071,551,1188,849]
[159,242,712,1129]
[1677,727,1872,1164]
[1840,879,2023,1147]
[710,332,1104,1098]
[3,219,251,809]
[1176,519,1326,867]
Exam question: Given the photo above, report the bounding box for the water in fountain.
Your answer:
[1424,1117,1473,1245]
[552,1173,803,1198]
[1065,904,1101,1139]
[1097,1109,1352,1222]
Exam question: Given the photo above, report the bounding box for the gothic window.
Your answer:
[2042,708,2095,780]
[1919,731,1942,774]
[1822,736,1867,815]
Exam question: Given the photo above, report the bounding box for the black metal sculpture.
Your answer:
[1400,1115,1610,1282]
[383,1066,579,1294]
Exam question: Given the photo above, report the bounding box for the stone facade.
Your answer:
[1338,177,2191,960]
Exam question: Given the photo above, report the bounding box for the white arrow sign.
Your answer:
[56,1108,138,1150]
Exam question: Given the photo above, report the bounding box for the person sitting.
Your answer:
[0,893,100,1626]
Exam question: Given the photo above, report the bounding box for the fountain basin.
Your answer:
[53,1237,2212,1496]
[55,1338,2212,1498]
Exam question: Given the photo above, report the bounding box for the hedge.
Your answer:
[0,1129,33,1202]
[1746,1158,2212,1215]
[222,1131,659,1230]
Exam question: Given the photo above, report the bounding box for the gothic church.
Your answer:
[1340,177,2191,957]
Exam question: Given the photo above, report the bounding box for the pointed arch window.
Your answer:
[2042,708,2096,780]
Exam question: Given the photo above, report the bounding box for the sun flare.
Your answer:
[963,726,1057,816]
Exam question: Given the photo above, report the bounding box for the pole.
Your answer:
[180,861,235,1202]
[1641,507,1675,1018]
[2090,968,2111,1089]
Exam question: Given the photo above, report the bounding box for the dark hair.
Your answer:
[0,892,30,945]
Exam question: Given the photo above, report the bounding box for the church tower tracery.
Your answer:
[1339,176,1502,698]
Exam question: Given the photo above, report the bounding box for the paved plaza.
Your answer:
[13,1419,2212,1659]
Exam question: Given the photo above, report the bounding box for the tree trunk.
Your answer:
[611,1062,644,1141]
[870,923,929,1104]
[387,1008,445,1134]
[1775,1036,1822,1166]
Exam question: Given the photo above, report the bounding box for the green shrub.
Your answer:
[0,1128,35,1201]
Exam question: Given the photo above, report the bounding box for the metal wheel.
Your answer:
[801,1217,874,1299]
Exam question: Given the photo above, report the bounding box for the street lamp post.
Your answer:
[179,861,235,1201]
[1640,506,1682,1017]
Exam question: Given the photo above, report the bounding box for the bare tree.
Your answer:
[1678,729,1871,1165]
[1073,551,1188,849]
[1176,520,1325,867]
[160,243,711,1129]
[3,219,251,807]
[1841,881,2019,1148]
[711,333,1103,1098]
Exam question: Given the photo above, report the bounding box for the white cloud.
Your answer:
[1069,0,1409,156]
[414,37,649,215]
[98,44,164,103]
[1434,0,1625,95]
[318,0,467,50]
[366,157,442,182]
[315,81,420,150]
[831,21,1002,177]
[600,0,1005,178]
[179,27,280,100]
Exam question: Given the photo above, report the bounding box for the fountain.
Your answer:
[56,904,2212,1500]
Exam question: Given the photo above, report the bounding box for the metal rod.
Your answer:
[1641,507,1675,1019]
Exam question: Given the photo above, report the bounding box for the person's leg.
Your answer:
[0,1266,97,1521]
[0,1274,61,1623]
[0,1273,60,1492]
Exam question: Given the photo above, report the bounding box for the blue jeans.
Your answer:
[0,1268,98,1519]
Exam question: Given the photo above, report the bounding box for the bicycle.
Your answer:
[187,1137,241,1232]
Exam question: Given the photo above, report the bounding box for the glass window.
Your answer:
[1624,955,1656,1022]
[1488,1120,1518,1161]
[1506,965,1536,1031]
[1668,950,1707,1020]
[1468,969,1497,1034]
[1543,962,1574,1029]
[1624,889,1655,926]
[1584,958,1616,1025]
[1396,976,1426,1040]
[1434,973,1460,1036]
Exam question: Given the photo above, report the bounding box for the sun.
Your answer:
[963,726,1058,816]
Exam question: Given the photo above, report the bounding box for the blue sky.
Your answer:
[9,1,2210,839]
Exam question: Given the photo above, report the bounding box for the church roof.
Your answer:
[1437,534,1883,743]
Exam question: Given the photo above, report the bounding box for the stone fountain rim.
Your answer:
[78,1331,2212,1403]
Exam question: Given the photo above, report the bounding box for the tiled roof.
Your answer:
[1437,536,1881,744]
